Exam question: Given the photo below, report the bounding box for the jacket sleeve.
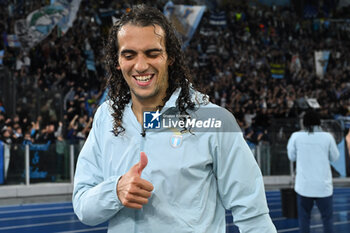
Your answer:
[287,133,297,162]
[213,111,276,233]
[72,104,124,226]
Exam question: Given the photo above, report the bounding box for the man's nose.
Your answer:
[134,55,149,72]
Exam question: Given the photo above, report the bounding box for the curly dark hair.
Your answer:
[303,109,321,133]
[105,4,195,136]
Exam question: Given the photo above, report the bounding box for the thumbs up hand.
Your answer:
[117,152,154,209]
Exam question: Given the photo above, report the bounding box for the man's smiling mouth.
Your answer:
[133,74,153,82]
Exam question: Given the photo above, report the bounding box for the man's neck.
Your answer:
[131,98,163,124]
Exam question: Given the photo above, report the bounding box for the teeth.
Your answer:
[134,75,152,82]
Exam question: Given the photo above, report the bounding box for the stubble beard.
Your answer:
[131,86,160,101]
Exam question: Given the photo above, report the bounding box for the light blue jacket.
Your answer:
[287,126,340,197]
[73,89,276,232]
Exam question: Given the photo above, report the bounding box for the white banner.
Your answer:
[14,0,81,50]
[164,1,205,48]
[314,50,330,78]
[15,5,68,50]
[56,0,82,33]
[306,98,320,109]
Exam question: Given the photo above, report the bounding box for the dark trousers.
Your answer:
[297,194,333,233]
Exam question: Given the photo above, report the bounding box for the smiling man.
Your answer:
[72,5,276,233]
[117,23,170,123]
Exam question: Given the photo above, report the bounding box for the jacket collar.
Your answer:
[124,85,209,114]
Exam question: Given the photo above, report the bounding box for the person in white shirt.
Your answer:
[287,110,339,233]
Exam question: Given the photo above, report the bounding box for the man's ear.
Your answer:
[116,64,121,70]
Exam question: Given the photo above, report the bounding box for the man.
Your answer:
[73,5,276,232]
[287,110,339,233]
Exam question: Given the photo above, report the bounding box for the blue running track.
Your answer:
[0,187,349,232]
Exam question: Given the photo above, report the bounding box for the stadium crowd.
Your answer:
[0,0,349,147]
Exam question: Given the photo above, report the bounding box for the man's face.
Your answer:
[117,24,170,105]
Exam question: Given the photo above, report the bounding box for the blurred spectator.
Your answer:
[287,110,339,233]
[0,100,5,114]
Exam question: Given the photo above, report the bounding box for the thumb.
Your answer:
[137,152,148,176]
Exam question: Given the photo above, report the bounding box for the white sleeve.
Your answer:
[287,133,297,161]
[72,105,124,226]
[213,111,276,233]
[328,134,339,162]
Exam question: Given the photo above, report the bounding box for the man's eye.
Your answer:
[124,54,134,59]
[148,52,161,58]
